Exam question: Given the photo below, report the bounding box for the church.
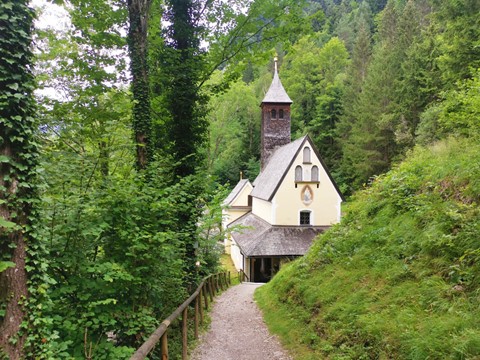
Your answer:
[222,59,344,282]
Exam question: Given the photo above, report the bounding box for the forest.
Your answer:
[1,0,479,358]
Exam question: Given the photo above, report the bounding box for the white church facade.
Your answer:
[222,59,344,282]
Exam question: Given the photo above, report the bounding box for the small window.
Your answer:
[279,109,284,119]
[311,166,319,181]
[303,147,311,163]
[300,211,311,225]
[295,166,302,181]
[271,109,276,119]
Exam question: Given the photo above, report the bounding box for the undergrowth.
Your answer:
[256,137,480,360]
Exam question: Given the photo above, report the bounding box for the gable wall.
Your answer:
[230,182,253,207]
[251,197,273,223]
[222,182,253,228]
[272,142,342,226]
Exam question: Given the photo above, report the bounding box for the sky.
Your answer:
[31,0,70,32]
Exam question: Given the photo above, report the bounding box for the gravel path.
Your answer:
[190,283,292,360]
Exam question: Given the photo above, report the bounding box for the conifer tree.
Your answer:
[340,0,399,187]
[434,0,480,84]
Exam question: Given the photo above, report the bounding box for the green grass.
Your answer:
[255,137,480,360]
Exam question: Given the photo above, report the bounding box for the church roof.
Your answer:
[251,135,345,202]
[222,179,251,206]
[251,136,307,201]
[261,61,292,104]
[229,212,328,257]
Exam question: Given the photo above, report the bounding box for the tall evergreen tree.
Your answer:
[0,1,38,358]
[340,0,399,188]
[395,0,437,146]
[434,0,480,84]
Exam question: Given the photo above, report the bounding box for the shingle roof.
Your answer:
[223,179,251,206]
[251,136,307,201]
[261,68,293,104]
[251,135,345,202]
[228,212,328,257]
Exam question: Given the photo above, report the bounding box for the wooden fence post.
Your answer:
[182,308,188,360]
[203,285,209,310]
[194,295,199,339]
[209,277,215,298]
[199,286,205,323]
[130,272,228,360]
[161,331,168,360]
[228,271,231,285]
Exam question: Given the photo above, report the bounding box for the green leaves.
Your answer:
[0,217,17,229]
[0,261,15,273]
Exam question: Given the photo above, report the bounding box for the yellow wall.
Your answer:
[223,208,249,228]
[222,182,253,228]
[230,182,252,207]
[273,141,342,226]
[223,182,253,255]
[230,237,244,270]
[252,197,273,223]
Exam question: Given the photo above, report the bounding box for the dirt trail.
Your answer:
[190,283,292,360]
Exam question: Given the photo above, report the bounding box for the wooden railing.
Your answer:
[238,269,249,283]
[130,271,231,360]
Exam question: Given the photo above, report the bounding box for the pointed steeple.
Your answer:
[260,57,293,171]
[262,57,292,104]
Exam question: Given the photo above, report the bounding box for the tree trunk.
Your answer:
[127,0,152,170]
[0,206,28,359]
[0,1,37,357]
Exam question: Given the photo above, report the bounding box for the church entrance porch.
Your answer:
[249,257,281,283]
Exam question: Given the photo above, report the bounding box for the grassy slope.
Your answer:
[256,138,480,360]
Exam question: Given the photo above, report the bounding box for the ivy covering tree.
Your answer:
[0,1,38,358]
[128,0,153,170]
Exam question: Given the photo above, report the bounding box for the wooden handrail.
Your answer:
[130,271,231,360]
[238,269,249,283]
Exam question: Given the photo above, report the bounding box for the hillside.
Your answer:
[256,137,480,359]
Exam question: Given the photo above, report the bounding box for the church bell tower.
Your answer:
[260,57,293,170]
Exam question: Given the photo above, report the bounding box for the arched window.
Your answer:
[295,165,302,181]
[311,166,319,181]
[279,109,284,119]
[271,109,276,119]
[300,210,311,225]
[303,147,311,163]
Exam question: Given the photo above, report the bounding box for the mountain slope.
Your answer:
[256,137,480,359]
